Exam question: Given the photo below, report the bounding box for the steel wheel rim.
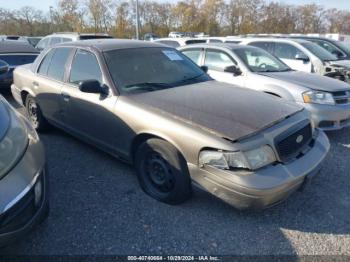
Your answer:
[144,152,175,193]
[28,99,38,127]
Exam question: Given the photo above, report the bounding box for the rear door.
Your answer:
[34,47,73,125]
[61,48,119,151]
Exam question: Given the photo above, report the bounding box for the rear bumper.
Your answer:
[301,103,350,130]
[189,130,330,210]
[0,137,48,248]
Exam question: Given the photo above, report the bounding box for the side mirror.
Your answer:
[79,80,107,95]
[0,60,9,75]
[295,53,310,62]
[200,65,208,73]
[332,50,344,58]
[224,65,242,76]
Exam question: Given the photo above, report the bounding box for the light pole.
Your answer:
[135,0,140,39]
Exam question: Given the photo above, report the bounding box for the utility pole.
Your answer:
[135,0,140,40]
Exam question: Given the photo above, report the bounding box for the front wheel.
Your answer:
[25,95,50,132]
[135,138,192,205]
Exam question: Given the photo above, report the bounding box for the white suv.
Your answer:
[35,32,112,51]
[239,38,350,81]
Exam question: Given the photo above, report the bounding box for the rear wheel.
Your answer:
[25,95,50,132]
[135,138,192,205]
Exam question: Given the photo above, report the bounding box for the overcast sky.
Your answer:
[0,0,349,11]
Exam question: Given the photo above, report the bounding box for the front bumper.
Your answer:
[301,102,350,130]
[0,137,48,248]
[189,130,330,210]
[10,84,23,106]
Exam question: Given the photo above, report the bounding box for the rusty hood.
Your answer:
[129,81,303,141]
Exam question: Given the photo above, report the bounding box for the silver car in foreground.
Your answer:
[179,43,350,130]
[12,40,329,209]
[0,61,48,248]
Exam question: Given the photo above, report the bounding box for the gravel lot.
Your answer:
[1,89,350,255]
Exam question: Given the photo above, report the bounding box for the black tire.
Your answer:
[25,95,50,132]
[135,138,192,205]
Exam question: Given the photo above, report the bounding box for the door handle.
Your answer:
[61,92,70,101]
[33,81,39,87]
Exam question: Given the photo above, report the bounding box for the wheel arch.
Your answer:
[130,132,187,164]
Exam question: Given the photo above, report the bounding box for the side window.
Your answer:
[182,49,202,65]
[226,40,241,44]
[274,43,305,60]
[248,42,273,52]
[204,50,236,71]
[209,39,223,43]
[69,49,102,85]
[49,37,62,47]
[38,49,55,75]
[46,48,72,81]
[61,37,72,43]
[36,38,50,50]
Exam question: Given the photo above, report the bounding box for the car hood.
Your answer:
[0,97,10,141]
[258,70,350,92]
[129,81,303,141]
[328,59,350,69]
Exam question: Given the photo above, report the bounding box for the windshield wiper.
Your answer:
[124,82,171,92]
[171,73,205,86]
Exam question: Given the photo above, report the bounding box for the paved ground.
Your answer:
[1,90,350,255]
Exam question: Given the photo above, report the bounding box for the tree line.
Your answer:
[0,0,349,38]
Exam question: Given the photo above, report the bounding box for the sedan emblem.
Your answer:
[296,135,304,144]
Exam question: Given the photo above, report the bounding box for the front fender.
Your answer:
[262,84,296,102]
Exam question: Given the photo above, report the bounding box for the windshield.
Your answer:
[235,47,291,73]
[336,41,350,56]
[104,47,210,93]
[301,42,337,61]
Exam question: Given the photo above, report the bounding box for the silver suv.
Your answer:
[179,43,350,130]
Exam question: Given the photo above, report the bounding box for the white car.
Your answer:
[35,32,113,51]
[179,43,350,130]
[239,38,350,81]
[168,32,184,38]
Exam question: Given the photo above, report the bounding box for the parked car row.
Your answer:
[155,36,350,82]
[1,35,348,247]
[179,43,350,130]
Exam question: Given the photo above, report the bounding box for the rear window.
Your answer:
[0,54,38,66]
[79,35,113,40]
[185,40,206,45]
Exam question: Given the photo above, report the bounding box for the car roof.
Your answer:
[179,43,251,50]
[0,40,39,53]
[240,37,310,44]
[57,39,165,51]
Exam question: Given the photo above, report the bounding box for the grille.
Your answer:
[332,91,350,105]
[276,124,312,162]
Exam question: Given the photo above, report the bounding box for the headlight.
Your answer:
[302,90,335,105]
[199,145,276,171]
[0,101,28,178]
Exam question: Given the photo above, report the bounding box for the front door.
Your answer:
[204,49,245,87]
[61,49,119,152]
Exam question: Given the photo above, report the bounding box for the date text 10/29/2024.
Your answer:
[127,256,220,261]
